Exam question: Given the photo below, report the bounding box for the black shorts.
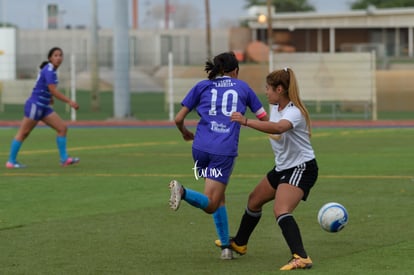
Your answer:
[267,159,318,201]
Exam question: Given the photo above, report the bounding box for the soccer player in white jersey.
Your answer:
[5,47,80,169]
[168,52,268,260]
[222,67,319,270]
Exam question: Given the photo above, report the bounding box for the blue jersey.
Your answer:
[29,63,58,106]
[181,76,265,156]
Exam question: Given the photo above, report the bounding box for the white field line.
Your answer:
[1,173,412,180]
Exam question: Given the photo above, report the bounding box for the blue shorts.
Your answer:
[192,148,236,185]
[24,99,54,121]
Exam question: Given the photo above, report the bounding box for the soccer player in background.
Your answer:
[6,47,80,169]
[168,51,268,260]
[218,67,318,270]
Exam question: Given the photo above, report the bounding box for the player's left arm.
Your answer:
[246,87,269,121]
[255,107,269,121]
[48,84,79,110]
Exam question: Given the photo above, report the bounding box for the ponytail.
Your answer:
[205,51,239,80]
[39,61,49,69]
[267,68,312,136]
[286,68,312,137]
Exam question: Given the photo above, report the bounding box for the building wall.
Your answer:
[10,28,414,113]
[335,29,372,51]
[15,28,230,79]
[376,70,414,112]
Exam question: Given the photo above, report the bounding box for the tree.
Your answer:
[350,0,414,9]
[244,0,315,12]
[0,22,16,28]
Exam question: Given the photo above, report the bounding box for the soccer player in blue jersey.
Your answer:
[5,47,80,169]
[168,51,268,260]
[218,68,318,270]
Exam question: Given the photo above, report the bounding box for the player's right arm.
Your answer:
[175,106,194,141]
[230,111,292,134]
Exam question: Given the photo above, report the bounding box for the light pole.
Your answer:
[113,0,131,118]
[205,0,212,59]
[257,1,274,70]
[165,0,169,29]
[132,0,138,29]
[257,13,267,43]
[266,0,272,49]
[90,0,100,111]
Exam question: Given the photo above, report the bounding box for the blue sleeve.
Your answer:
[44,67,58,86]
[181,81,207,110]
[246,85,264,113]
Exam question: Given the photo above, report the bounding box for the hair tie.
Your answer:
[283,67,288,72]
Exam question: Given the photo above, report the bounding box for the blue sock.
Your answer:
[8,139,23,163]
[213,205,230,247]
[56,136,68,162]
[183,188,209,209]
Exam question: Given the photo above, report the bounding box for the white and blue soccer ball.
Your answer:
[317,202,348,233]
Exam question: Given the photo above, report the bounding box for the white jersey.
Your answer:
[269,102,315,171]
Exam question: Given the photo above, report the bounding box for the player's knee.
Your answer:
[203,200,220,214]
[274,207,290,218]
[247,193,263,212]
[56,125,68,135]
[204,207,215,214]
[16,130,31,141]
[203,203,219,214]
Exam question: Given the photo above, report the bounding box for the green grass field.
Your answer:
[1,91,414,121]
[0,126,413,274]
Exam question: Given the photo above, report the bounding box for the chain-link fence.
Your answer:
[1,28,414,121]
[0,28,229,120]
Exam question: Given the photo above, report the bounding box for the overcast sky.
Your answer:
[0,0,350,30]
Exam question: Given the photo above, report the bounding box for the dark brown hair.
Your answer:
[204,51,239,80]
[267,68,312,136]
[39,47,63,69]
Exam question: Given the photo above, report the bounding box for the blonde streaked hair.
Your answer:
[266,68,312,136]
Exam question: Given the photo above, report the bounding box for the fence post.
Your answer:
[168,51,174,121]
[371,50,378,121]
[70,53,77,121]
